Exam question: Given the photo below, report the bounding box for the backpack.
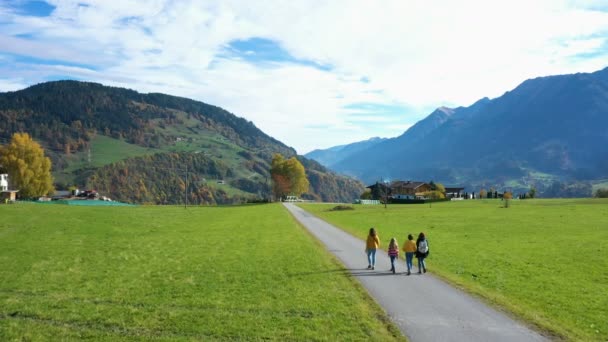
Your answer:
[418,240,428,253]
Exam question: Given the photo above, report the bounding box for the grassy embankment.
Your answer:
[300,199,608,341]
[0,203,404,341]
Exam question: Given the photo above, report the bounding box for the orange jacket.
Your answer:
[366,234,380,249]
[402,239,417,253]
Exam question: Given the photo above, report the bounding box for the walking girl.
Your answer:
[366,227,380,270]
[388,238,399,274]
[415,232,429,273]
[402,234,417,275]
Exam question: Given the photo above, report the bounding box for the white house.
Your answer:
[1,173,18,202]
[0,174,7,192]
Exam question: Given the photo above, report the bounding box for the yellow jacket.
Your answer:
[366,234,380,249]
[403,239,417,253]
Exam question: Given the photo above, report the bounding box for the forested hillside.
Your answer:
[0,81,364,204]
[0,81,293,156]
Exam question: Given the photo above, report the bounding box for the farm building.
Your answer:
[367,180,465,202]
[0,174,7,191]
[445,187,465,198]
[367,181,432,201]
[0,174,19,202]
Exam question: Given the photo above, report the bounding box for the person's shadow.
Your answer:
[288,268,405,277]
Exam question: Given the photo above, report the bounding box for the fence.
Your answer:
[355,199,381,205]
[35,200,135,206]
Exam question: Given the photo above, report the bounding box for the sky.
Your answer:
[1,1,608,154]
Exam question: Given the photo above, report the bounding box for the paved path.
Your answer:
[284,203,550,342]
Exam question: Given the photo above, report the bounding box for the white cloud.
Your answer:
[1,0,607,153]
[0,78,28,92]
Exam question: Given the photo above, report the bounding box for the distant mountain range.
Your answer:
[305,137,387,168]
[305,67,608,197]
[0,81,364,204]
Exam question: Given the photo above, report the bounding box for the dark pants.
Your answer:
[405,252,414,272]
[390,255,397,272]
[417,256,426,272]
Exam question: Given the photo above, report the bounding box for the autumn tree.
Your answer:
[270,153,309,200]
[424,181,446,199]
[434,182,446,194]
[360,189,372,200]
[503,191,513,208]
[420,190,445,200]
[0,133,54,198]
[270,154,288,198]
[479,188,487,199]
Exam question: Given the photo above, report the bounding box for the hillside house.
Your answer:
[0,174,18,202]
[0,174,7,191]
[367,181,432,201]
[445,187,465,198]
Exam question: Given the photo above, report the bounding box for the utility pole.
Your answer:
[384,179,388,209]
[184,164,188,209]
[378,178,388,209]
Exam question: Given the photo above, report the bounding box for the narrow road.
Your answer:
[284,203,549,342]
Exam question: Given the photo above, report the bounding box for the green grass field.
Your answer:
[0,203,403,341]
[300,199,608,341]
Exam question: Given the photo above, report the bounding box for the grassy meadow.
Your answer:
[300,199,608,341]
[0,203,403,341]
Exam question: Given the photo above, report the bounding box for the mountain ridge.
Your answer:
[305,137,387,168]
[310,67,608,197]
[0,81,365,204]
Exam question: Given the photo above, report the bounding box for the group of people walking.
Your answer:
[365,228,429,275]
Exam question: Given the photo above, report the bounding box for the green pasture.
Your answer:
[299,199,608,341]
[66,135,161,170]
[0,204,403,341]
[54,135,162,185]
[55,130,254,193]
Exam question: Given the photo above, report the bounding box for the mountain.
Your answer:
[304,137,387,168]
[328,67,608,196]
[0,81,364,204]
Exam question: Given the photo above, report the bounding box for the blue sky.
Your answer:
[1,0,608,153]
[9,0,55,17]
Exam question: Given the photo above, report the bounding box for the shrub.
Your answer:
[595,188,608,198]
[330,205,354,211]
[360,190,372,200]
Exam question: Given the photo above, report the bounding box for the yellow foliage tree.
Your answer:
[420,190,445,199]
[434,182,446,194]
[0,133,54,198]
[270,153,309,199]
[479,188,487,199]
[503,191,513,208]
